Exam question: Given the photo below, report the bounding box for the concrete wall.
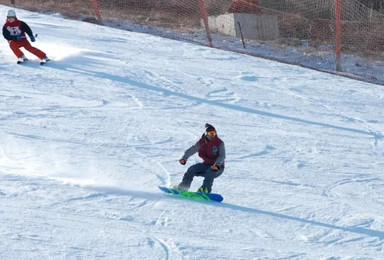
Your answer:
[205,13,280,41]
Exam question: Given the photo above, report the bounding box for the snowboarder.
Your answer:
[175,123,225,193]
[2,10,49,64]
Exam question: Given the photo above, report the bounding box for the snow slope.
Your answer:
[1,6,384,259]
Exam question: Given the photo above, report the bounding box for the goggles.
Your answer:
[206,130,216,137]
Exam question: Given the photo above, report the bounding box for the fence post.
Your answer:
[335,0,342,71]
[199,0,213,47]
[90,0,102,22]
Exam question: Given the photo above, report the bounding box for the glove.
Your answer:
[179,158,186,165]
[16,35,22,40]
[211,164,220,171]
[30,35,35,42]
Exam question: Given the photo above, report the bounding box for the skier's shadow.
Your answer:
[216,202,384,239]
[84,184,384,239]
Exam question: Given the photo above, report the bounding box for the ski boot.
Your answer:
[40,56,51,65]
[17,55,28,64]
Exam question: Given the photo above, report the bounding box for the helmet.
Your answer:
[7,10,16,17]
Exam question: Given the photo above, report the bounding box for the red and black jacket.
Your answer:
[182,135,226,167]
[3,18,33,41]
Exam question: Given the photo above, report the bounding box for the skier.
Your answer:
[2,10,49,64]
[175,123,225,193]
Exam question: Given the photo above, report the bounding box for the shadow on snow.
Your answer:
[47,52,383,143]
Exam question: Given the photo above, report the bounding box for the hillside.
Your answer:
[1,6,384,259]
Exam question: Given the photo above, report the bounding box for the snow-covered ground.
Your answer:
[1,5,384,259]
[103,15,384,86]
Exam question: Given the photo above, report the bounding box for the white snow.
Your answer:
[1,6,384,260]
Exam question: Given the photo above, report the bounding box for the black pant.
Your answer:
[182,163,223,192]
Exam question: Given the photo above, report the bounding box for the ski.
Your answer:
[16,59,51,65]
[158,186,223,202]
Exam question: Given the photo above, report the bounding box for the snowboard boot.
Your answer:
[197,187,210,193]
[174,182,189,191]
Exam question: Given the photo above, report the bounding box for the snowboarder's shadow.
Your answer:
[217,202,384,239]
[84,184,384,239]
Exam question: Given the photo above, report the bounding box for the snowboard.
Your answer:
[158,186,223,202]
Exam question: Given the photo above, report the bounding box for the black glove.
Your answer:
[30,35,35,42]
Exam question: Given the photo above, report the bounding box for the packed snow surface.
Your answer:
[1,5,384,260]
